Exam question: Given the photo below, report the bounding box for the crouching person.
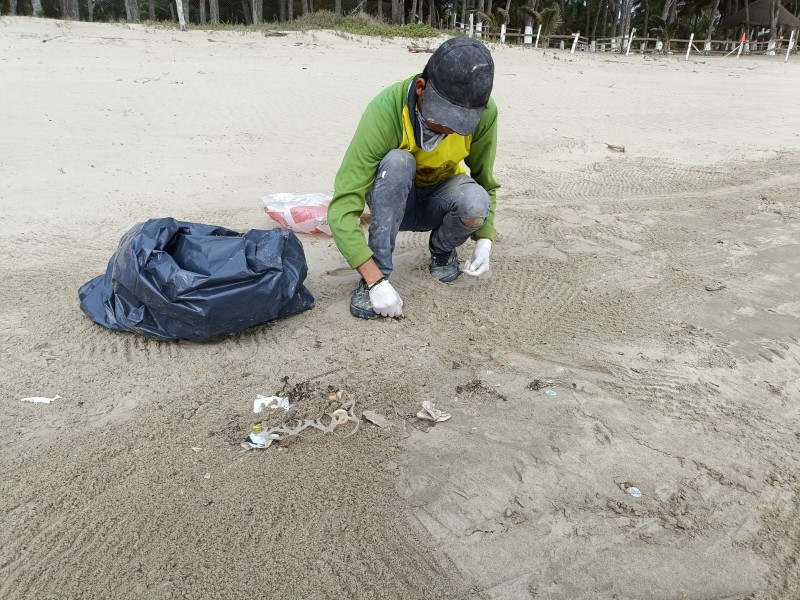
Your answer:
[328,37,500,319]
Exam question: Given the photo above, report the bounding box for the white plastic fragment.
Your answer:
[416,401,451,423]
[253,395,292,413]
[626,486,643,498]
[362,410,393,429]
[545,389,557,397]
[20,395,61,404]
[242,401,361,450]
[244,432,282,449]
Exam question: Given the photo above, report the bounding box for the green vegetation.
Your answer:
[278,10,440,38]
[144,10,440,38]
[156,10,440,38]
[518,5,562,47]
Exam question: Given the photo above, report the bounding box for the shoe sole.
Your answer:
[350,302,379,319]
[432,268,462,283]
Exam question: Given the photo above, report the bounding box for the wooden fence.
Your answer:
[455,19,798,60]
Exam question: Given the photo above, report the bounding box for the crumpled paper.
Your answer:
[416,400,451,422]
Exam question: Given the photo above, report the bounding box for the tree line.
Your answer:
[3,0,799,49]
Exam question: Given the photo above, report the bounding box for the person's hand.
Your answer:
[463,239,492,277]
[369,279,404,317]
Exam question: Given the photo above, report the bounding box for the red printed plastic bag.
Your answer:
[261,193,332,235]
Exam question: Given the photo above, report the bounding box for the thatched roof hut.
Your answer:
[722,0,800,28]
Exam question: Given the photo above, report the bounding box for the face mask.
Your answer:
[416,111,446,152]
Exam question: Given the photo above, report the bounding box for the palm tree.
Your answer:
[60,0,80,19]
[768,0,780,51]
[517,3,536,42]
[495,6,510,24]
[651,17,680,52]
[533,6,564,46]
[705,0,721,52]
[392,0,403,24]
[610,0,623,40]
[641,0,651,43]
[126,0,140,21]
[474,8,497,31]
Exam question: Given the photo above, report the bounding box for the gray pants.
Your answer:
[366,149,490,276]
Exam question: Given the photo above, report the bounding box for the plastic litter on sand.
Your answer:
[416,401,451,422]
[242,401,361,450]
[362,410,393,428]
[626,486,643,498]
[545,389,557,397]
[261,192,332,235]
[20,395,61,404]
[253,395,292,413]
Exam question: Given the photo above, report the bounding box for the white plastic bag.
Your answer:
[261,193,332,235]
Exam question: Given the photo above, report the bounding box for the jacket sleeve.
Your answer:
[328,89,404,270]
[464,98,499,241]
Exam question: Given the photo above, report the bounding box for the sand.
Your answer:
[1,15,799,599]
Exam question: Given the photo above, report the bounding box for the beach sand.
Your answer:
[1,16,799,599]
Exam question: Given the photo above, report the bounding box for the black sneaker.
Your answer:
[429,244,461,283]
[349,279,379,319]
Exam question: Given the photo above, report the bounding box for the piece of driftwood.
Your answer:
[408,43,435,53]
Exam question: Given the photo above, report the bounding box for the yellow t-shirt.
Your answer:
[398,101,470,187]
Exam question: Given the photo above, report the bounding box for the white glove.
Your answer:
[369,279,404,318]
[463,239,492,277]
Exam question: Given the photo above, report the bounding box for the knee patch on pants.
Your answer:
[460,216,486,229]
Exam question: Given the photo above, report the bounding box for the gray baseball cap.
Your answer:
[421,37,495,136]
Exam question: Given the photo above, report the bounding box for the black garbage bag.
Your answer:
[79,218,315,342]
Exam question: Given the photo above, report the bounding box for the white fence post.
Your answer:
[571,32,580,53]
[175,0,186,29]
[524,24,532,44]
[626,28,636,55]
[685,33,694,60]
[534,24,542,48]
[500,23,506,43]
[476,20,483,39]
[787,30,796,62]
[468,13,474,37]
